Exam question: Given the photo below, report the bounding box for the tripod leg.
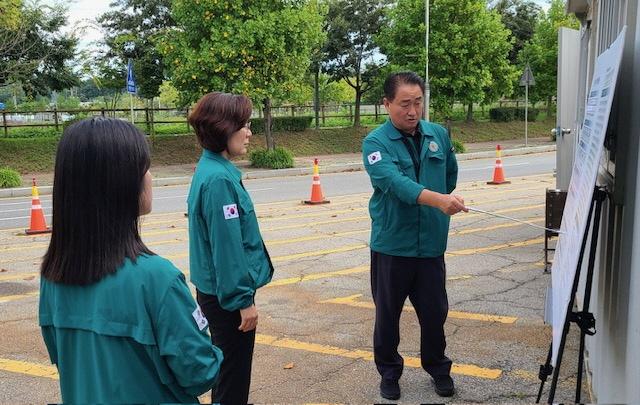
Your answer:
[537,345,553,403]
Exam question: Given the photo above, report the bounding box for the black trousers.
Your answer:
[371,250,452,381]
[197,291,255,405]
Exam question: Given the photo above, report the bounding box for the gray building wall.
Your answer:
[567,0,640,402]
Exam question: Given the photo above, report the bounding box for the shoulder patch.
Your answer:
[223,204,239,219]
[367,151,382,165]
[192,305,209,331]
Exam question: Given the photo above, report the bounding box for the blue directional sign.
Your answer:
[126,59,137,94]
[0,102,5,110]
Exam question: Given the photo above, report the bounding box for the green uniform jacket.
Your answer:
[39,254,223,403]
[362,119,458,258]
[187,150,274,311]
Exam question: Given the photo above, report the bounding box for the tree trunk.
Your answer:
[263,98,275,151]
[353,88,362,128]
[314,66,320,130]
[547,95,552,118]
[445,117,452,136]
[466,103,474,122]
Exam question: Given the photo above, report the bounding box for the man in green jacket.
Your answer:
[362,72,467,400]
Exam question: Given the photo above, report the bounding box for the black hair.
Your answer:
[41,117,153,285]
[188,92,253,153]
[383,71,426,101]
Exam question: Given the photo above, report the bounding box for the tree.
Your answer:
[490,0,542,64]
[0,0,22,29]
[162,0,325,150]
[323,0,389,127]
[518,0,579,116]
[378,0,515,123]
[97,0,175,101]
[0,2,78,97]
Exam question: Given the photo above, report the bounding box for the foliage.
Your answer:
[251,117,313,133]
[162,0,325,150]
[158,81,179,107]
[517,0,579,105]
[323,0,389,127]
[97,0,175,100]
[0,0,21,29]
[0,167,21,188]
[0,1,78,96]
[3,127,61,138]
[451,139,465,154]
[249,147,295,169]
[378,0,517,120]
[489,107,516,122]
[489,0,542,64]
[489,106,539,122]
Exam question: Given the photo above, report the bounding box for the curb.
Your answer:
[0,145,555,198]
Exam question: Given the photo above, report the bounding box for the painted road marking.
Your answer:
[255,334,502,379]
[0,358,58,380]
[0,291,38,303]
[319,294,518,324]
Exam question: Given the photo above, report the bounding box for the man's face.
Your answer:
[383,84,423,133]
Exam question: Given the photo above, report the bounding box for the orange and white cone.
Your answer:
[25,178,51,235]
[487,145,510,185]
[303,158,330,205]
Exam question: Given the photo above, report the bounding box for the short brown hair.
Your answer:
[188,92,253,153]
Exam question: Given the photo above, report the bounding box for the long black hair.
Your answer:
[41,117,153,285]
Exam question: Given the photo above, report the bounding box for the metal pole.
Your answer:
[130,93,134,124]
[424,0,430,121]
[525,83,529,147]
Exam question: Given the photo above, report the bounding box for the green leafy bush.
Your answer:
[0,167,21,188]
[5,127,61,138]
[249,147,295,169]
[513,107,539,122]
[251,116,312,133]
[451,139,465,154]
[62,113,90,130]
[489,107,515,122]
[489,107,539,122]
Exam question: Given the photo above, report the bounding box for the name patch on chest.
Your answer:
[223,204,239,219]
[367,151,382,165]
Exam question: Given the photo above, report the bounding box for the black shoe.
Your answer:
[432,374,455,397]
[380,378,400,400]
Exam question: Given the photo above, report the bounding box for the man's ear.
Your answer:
[383,97,390,111]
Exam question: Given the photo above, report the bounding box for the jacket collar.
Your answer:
[383,119,435,141]
[202,149,242,181]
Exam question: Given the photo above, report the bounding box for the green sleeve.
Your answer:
[156,274,223,397]
[202,178,255,311]
[445,132,458,194]
[40,326,58,365]
[362,137,424,205]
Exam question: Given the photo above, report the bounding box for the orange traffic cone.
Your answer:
[303,158,330,205]
[487,145,511,185]
[25,178,51,235]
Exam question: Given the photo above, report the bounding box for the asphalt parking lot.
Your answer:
[0,171,587,403]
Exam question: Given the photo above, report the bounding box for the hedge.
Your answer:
[489,107,539,122]
[251,116,312,133]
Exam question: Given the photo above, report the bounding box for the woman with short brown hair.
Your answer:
[187,92,274,404]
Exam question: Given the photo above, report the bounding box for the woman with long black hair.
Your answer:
[39,117,223,403]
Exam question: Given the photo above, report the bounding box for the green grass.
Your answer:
[0,117,555,174]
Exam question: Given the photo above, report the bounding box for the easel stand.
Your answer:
[536,186,607,403]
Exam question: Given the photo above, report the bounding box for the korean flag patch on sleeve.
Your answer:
[367,151,382,165]
[223,203,239,219]
[192,305,209,331]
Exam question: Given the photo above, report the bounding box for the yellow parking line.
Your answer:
[166,243,369,262]
[267,230,369,246]
[0,272,39,282]
[0,291,38,303]
[271,244,368,263]
[255,333,502,379]
[262,216,370,232]
[0,358,58,380]
[320,294,517,324]
[447,237,544,256]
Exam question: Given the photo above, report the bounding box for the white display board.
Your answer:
[551,27,627,367]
